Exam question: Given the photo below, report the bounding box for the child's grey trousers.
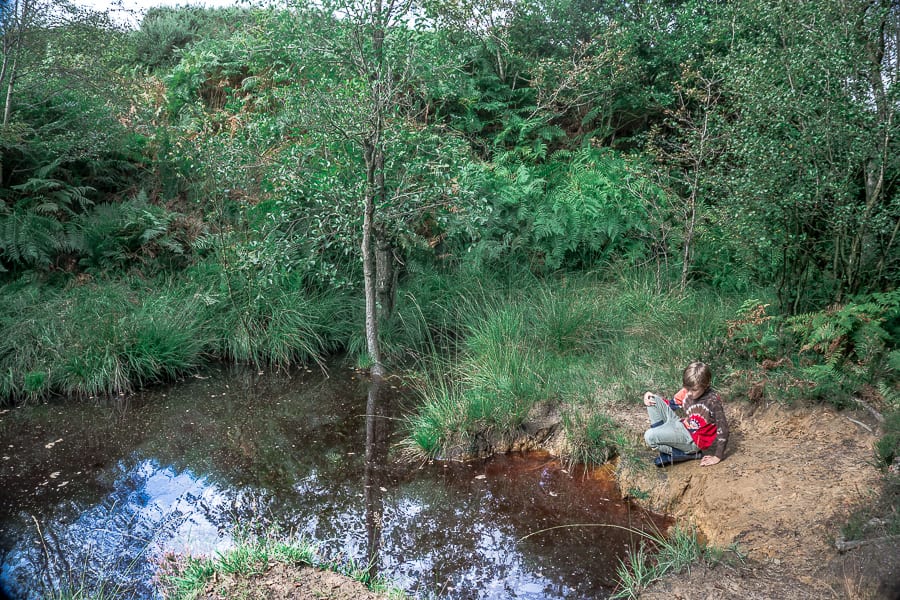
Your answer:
[644,400,702,455]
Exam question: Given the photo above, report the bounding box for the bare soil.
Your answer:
[609,400,900,600]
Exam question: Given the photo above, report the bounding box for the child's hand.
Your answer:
[643,392,657,406]
[699,456,720,467]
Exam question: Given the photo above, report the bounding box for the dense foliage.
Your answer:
[0,0,897,472]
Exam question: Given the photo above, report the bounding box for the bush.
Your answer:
[721,291,900,408]
[465,147,665,273]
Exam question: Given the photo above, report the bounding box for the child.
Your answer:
[643,361,729,467]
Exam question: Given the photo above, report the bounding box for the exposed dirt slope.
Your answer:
[610,401,899,599]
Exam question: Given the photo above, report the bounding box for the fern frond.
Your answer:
[0,209,65,269]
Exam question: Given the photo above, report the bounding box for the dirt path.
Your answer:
[609,400,898,599]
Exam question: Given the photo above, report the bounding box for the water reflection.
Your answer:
[364,375,390,583]
[0,364,667,599]
[1,459,233,599]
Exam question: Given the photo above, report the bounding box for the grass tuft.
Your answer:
[405,270,739,463]
[611,525,735,599]
[161,534,408,600]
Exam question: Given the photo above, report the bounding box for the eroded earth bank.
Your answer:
[609,401,899,599]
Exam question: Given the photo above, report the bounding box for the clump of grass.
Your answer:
[162,535,408,600]
[561,410,622,470]
[405,372,471,456]
[612,524,736,599]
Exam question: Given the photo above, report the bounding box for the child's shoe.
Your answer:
[654,449,703,467]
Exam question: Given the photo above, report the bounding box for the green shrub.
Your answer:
[73,194,191,275]
[721,291,900,409]
[466,147,665,273]
[876,409,900,467]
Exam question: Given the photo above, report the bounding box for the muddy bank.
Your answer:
[425,398,899,597]
[190,563,388,600]
[608,400,898,599]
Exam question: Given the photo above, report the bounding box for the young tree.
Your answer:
[0,0,130,189]
[0,0,38,185]
[281,0,469,376]
[844,0,899,296]
[649,70,722,292]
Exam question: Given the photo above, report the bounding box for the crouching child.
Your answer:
[642,361,729,467]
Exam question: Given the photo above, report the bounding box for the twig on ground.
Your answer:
[844,416,873,433]
[835,535,899,553]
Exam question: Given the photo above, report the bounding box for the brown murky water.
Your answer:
[0,363,668,599]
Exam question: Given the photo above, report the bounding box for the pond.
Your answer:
[0,363,668,599]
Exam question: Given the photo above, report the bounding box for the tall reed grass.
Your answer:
[0,259,357,403]
[405,269,739,464]
[0,278,211,400]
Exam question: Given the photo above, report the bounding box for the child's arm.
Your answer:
[700,393,729,466]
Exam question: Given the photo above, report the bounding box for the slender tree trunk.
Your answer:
[0,54,10,186]
[846,153,886,294]
[362,0,386,377]
[680,189,696,292]
[362,139,383,377]
[679,85,712,292]
[843,0,893,296]
[375,225,397,319]
[874,213,899,284]
[3,51,17,127]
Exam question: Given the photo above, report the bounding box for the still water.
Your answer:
[0,363,667,599]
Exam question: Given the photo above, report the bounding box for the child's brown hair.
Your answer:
[683,361,712,391]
